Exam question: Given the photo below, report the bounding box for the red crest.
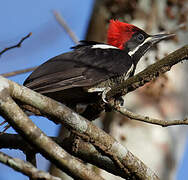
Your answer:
[107,20,141,50]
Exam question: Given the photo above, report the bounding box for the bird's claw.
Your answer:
[102,87,111,103]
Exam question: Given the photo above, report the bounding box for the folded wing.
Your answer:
[24,44,132,95]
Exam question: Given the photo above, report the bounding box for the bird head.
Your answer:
[107,20,175,63]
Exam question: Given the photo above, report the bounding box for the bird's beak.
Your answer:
[150,33,175,45]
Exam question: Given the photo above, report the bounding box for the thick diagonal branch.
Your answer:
[0,76,159,180]
[0,133,129,179]
[0,86,104,180]
[106,45,188,100]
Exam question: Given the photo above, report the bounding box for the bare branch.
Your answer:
[0,11,79,79]
[0,76,159,180]
[0,66,37,78]
[116,106,188,127]
[0,133,130,179]
[53,11,79,44]
[0,32,32,56]
[0,11,79,78]
[0,85,104,180]
[0,32,35,78]
[0,151,60,180]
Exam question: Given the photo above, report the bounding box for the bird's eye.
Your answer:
[137,34,144,42]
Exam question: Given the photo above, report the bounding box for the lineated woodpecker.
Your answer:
[24,20,174,119]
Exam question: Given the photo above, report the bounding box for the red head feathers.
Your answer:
[107,19,141,50]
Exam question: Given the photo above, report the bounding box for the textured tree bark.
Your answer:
[0,76,159,180]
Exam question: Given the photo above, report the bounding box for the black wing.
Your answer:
[24,42,133,94]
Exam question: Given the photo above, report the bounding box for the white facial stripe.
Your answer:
[125,63,134,80]
[92,44,119,49]
[128,37,152,56]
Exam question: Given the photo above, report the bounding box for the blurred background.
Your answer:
[0,0,188,179]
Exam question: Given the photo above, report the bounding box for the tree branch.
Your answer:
[106,45,188,100]
[0,151,60,180]
[0,32,32,56]
[0,133,129,179]
[0,76,159,180]
[0,85,104,180]
[0,45,186,179]
[105,45,188,127]
[116,106,188,127]
[0,11,79,78]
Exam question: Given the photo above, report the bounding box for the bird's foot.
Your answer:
[102,87,111,103]
[87,86,111,103]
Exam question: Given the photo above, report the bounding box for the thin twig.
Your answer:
[0,151,60,180]
[0,32,32,56]
[0,66,37,78]
[0,12,79,78]
[116,106,188,127]
[0,11,79,78]
[53,11,79,44]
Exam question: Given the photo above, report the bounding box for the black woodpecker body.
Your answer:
[24,20,174,119]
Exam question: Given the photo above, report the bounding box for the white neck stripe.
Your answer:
[91,44,119,49]
[128,37,152,56]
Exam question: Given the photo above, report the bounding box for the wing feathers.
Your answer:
[24,43,133,94]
